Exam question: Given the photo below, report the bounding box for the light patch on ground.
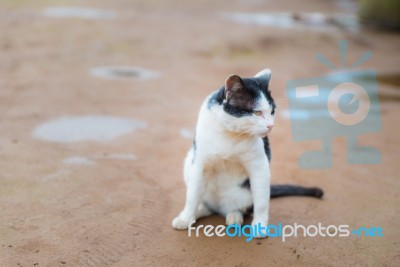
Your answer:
[180,128,194,139]
[63,156,95,165]
[62,153,136,166]
[220,12,358,32]
[104,153,137,160]
[90,66,160,81]
[43,169,70,181]
[33,115,146,143]
[43,7,116,19]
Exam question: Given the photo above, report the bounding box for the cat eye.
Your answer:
[254,111,263,116]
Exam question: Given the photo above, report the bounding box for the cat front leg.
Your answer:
[242,152,270,238]
[172,164,205,230]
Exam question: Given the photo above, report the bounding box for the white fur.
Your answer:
[172,70,274,238]
[255,68,271,79]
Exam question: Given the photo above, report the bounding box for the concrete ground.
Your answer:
[0,0,399,266]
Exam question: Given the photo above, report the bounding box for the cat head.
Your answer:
[214,69,276,137]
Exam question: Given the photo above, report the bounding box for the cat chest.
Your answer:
[203,157,248,180]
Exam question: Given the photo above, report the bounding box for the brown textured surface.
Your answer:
[0,0,399,266]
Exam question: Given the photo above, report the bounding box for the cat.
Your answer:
[172,69,323,237]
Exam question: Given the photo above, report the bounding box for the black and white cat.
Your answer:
[172,69,323,236]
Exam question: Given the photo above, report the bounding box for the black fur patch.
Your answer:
[241,178,324,199]
[224,78,260,117]
[270,185,324,199]
[262,137,271,161]
[244,204,254,216]
[241,177,250,189]
[223,103,254,117]
[207,76,275,117]
[207,88,225,108]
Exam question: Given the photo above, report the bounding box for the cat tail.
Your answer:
[270,184,324,199]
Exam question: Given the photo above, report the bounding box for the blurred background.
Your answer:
[0,0,399,266]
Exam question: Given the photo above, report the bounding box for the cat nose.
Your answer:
[267,125,274,131]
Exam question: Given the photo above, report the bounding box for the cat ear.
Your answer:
[254,68,272,85]
[225,74,244,99]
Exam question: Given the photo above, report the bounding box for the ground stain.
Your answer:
[340,72,400,88]
[377,73,400,88]
[63,156,95,165]
[43,7,116,19]
[180,128,194,139]
[62,153,137,165]
[90,66,159,81]
[378,93,400,103]
[219,12,358,32]
[33,115,146,143]
[193,43,258,60]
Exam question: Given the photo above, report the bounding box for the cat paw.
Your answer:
[251,219,269,238]
[172,216,194,230]
[226,211,243,225]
